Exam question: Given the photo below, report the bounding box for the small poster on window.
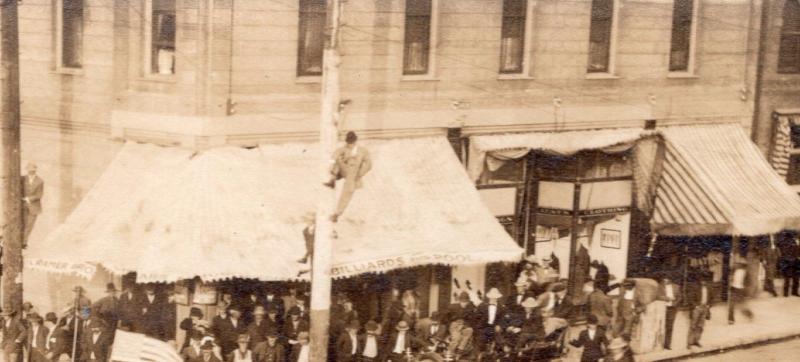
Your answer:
[600,229,622,249]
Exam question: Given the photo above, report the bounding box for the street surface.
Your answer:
[685,337,800,361]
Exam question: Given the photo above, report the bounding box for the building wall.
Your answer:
[15,0,761,308]
[752,0,800,155]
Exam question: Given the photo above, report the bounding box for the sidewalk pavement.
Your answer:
[637,293,800,361]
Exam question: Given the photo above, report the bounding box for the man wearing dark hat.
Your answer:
[181,331,204,362]
[569,314,608,362]
[324,131,372,222]
[44,312,67,362]
[686,277,711,349]
[383,321,425,362]
[445,292,476,328]
[91,283,119,334]
[253,329,283,362]
[360,321,380,361]
[80,319,111,362]
[614,280,641,340]
[415,312,446,346]
[192,341,221,362]
[335,319,361,362]
[27,313,49,362]
[117,282,138,331]
[136,284,166,339]
[213,304,247,358]
[1,308,27,362]
[283,307,308,349]
[180,307,204,350]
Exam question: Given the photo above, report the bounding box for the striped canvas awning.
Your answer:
[651,124,800,236]
[26,137,522,282]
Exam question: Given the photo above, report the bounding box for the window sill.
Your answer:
[54,67,84,76]
[667,72,699,79]
[295,76,322,84]
[401,74,440,82]
[497,74,534,81]
[139,73,178,83]
[585,73,620,80]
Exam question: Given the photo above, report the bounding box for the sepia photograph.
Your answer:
[0,0,799,361]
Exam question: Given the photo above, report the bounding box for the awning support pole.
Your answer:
[309,0,342,361]
[0,0,23,311]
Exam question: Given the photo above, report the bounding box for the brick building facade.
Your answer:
[17,0,762,312]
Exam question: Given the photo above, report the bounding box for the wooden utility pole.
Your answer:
[0,0,23,311]
[309,0,342,360]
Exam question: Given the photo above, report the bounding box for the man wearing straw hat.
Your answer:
[21,162,44,246]
[476,288,506,348]
[383,321,425,362]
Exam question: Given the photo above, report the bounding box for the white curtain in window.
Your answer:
[501,37,523,71]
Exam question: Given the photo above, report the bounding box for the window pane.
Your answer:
[500,0,527,73]
[404,0,432,75]
[779,0,800,73]
[788,154,800,185]
[588,0,613,73]
[669,0,694,72]
[297,0,326,76]
[151,0,176,74]
[62,0,83,68]
[479,158,525,185]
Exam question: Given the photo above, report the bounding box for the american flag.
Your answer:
[110,330,183,362]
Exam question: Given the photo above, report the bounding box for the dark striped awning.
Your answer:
[651,124,800,236]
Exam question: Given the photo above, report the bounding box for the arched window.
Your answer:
[779,0,800,73]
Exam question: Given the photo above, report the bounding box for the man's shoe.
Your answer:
[323,181,335,188]
[330,214,338,222]
[693,343,702,348]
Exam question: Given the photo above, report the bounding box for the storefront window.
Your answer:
[478,157,525,185]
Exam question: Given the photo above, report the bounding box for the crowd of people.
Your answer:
[0,254,730,362]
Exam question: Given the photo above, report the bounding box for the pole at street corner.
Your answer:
[310,0,342,360]
[0,0,24,311]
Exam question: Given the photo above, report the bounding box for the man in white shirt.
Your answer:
[478,288,505,349]
[361,321,380,361]
[729,263,753,324]
[386,321,423,361]
[658,276,682,350]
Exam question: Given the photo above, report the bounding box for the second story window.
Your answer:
[403,0,433,75]
[59,0,83,69]
[150,0,176,75]
[779,0,800,74]
[587,0,617,74]
[297,0,326,77]
[669,0,698,73]
[499,0,528,74]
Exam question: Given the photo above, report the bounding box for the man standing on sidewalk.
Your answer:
[657,275,681,350]
[686,278,710,348]
[779,233,800,297]
[728,263,753,324]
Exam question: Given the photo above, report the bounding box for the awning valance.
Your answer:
[468,128,651,181]
[26,137,522,282]
[651,124,800,236]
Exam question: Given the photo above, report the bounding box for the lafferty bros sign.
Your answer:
[332,253,476,278]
